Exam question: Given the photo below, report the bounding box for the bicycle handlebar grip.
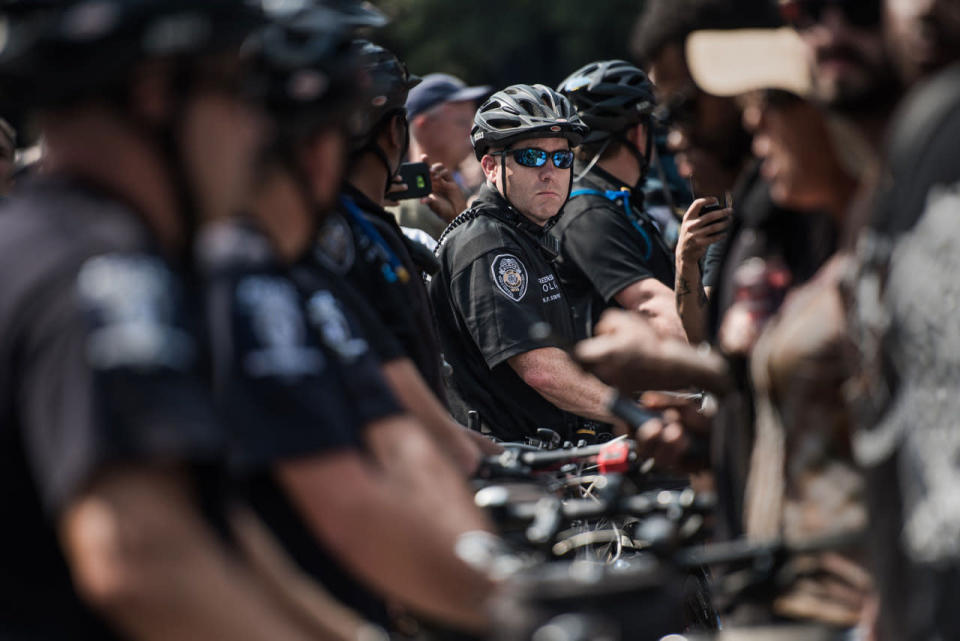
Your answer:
[609,395,661,429]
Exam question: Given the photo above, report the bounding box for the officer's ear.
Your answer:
[480,153,499,186]
[386,113,407,152]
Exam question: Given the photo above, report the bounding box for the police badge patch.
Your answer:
[314,214,355,274]
[491,253,528,302]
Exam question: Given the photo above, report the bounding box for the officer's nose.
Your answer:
[539,164,561,183]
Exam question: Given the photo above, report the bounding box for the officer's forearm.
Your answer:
[380,357,482,475]
[61,467,333,641]
[675,259,709,345]
[278,453,495,632]
[614,279,687,342]
[509,347,619,424]
[363,414,493,535]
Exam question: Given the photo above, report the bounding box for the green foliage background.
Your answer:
[370,0,647,90]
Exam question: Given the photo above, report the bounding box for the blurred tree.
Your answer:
[370,0,646,89]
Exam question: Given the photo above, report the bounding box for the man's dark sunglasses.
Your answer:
[494,147,575,169]
[780,0,882,29]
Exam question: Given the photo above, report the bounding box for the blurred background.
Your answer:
[372,0,645,88]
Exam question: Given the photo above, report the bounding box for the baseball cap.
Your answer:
[685,27,813,98]
[406,73,491,119]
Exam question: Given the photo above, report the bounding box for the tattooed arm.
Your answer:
[674,200,731,343]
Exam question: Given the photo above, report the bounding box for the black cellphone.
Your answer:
[390,162,432,200]
[700,202,725,216]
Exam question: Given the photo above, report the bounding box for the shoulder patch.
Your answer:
[491,253,528,302]
[306,290,369,363]
[77,253,195,371]
[235,275,325,379]
[314,214,356,274]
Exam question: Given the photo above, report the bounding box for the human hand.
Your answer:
[419,154,467,223]
[383,174,409,208]
[574,309,667,393]
[718,300,764,357]
[675,198,731,266]
[633,391,711,472]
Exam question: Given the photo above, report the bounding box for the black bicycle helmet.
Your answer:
[471,83,588,160]
[247,7,362,138]
[260,0,387,28]
[0,0,264,117]
[349,39,421,149]
[558,60,656,143]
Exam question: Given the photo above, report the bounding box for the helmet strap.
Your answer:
[616,120,652,192]
[357,112,408,199]
[574,137,612,182]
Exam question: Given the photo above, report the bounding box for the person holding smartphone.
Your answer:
[556,60,730,344]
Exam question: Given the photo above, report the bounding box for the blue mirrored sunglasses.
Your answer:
[494,147,575,169]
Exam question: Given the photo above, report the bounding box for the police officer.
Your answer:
[319,41,450,399]
[431,84,637,442]
[556,60,720,342]
[0,1,334,639]
[201,10,496,632]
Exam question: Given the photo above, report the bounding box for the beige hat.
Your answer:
[685,27,812,98]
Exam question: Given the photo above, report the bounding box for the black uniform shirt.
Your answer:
[430,185,592,442]
[299,226,404,364]
[552,165,676,335]
[318,185,445,399]
[200,219,401,625]
[0,176,223,640]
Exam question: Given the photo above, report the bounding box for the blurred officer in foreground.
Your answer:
[0,1,337,639]
[318,40,493,471]
[324,41,449,399]
[201,9,497,632]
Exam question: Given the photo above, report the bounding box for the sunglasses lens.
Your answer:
[514,148,547,167]
[788,0,880,28]
[552,151,574,169]
[845,1,881,27]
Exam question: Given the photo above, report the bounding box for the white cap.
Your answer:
[685,27,812,98]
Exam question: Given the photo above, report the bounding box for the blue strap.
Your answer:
[568,187,652,261]
[339,195,410,284]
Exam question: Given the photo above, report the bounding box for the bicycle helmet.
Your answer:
[471,84,589,160]
[350,39,421,149]
[558,60,656,143]
[247,8,361,138]
[0,0,264,116]
[261,0,387,28]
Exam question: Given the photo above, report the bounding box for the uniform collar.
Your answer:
[341,182,395,228]
[472,183,561,260]
[573,162,648,212]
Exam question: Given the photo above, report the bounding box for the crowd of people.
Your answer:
[1,0,959,639]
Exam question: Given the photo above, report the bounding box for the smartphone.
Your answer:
[700,202,725,216]
[390,162,432,200]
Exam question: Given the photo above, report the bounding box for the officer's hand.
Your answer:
[634,392,711,472]
[384,174,409,208]
[718,300,764,356]
[419,154,467,223]
[574,309,668,392]
[676,198,731,265]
